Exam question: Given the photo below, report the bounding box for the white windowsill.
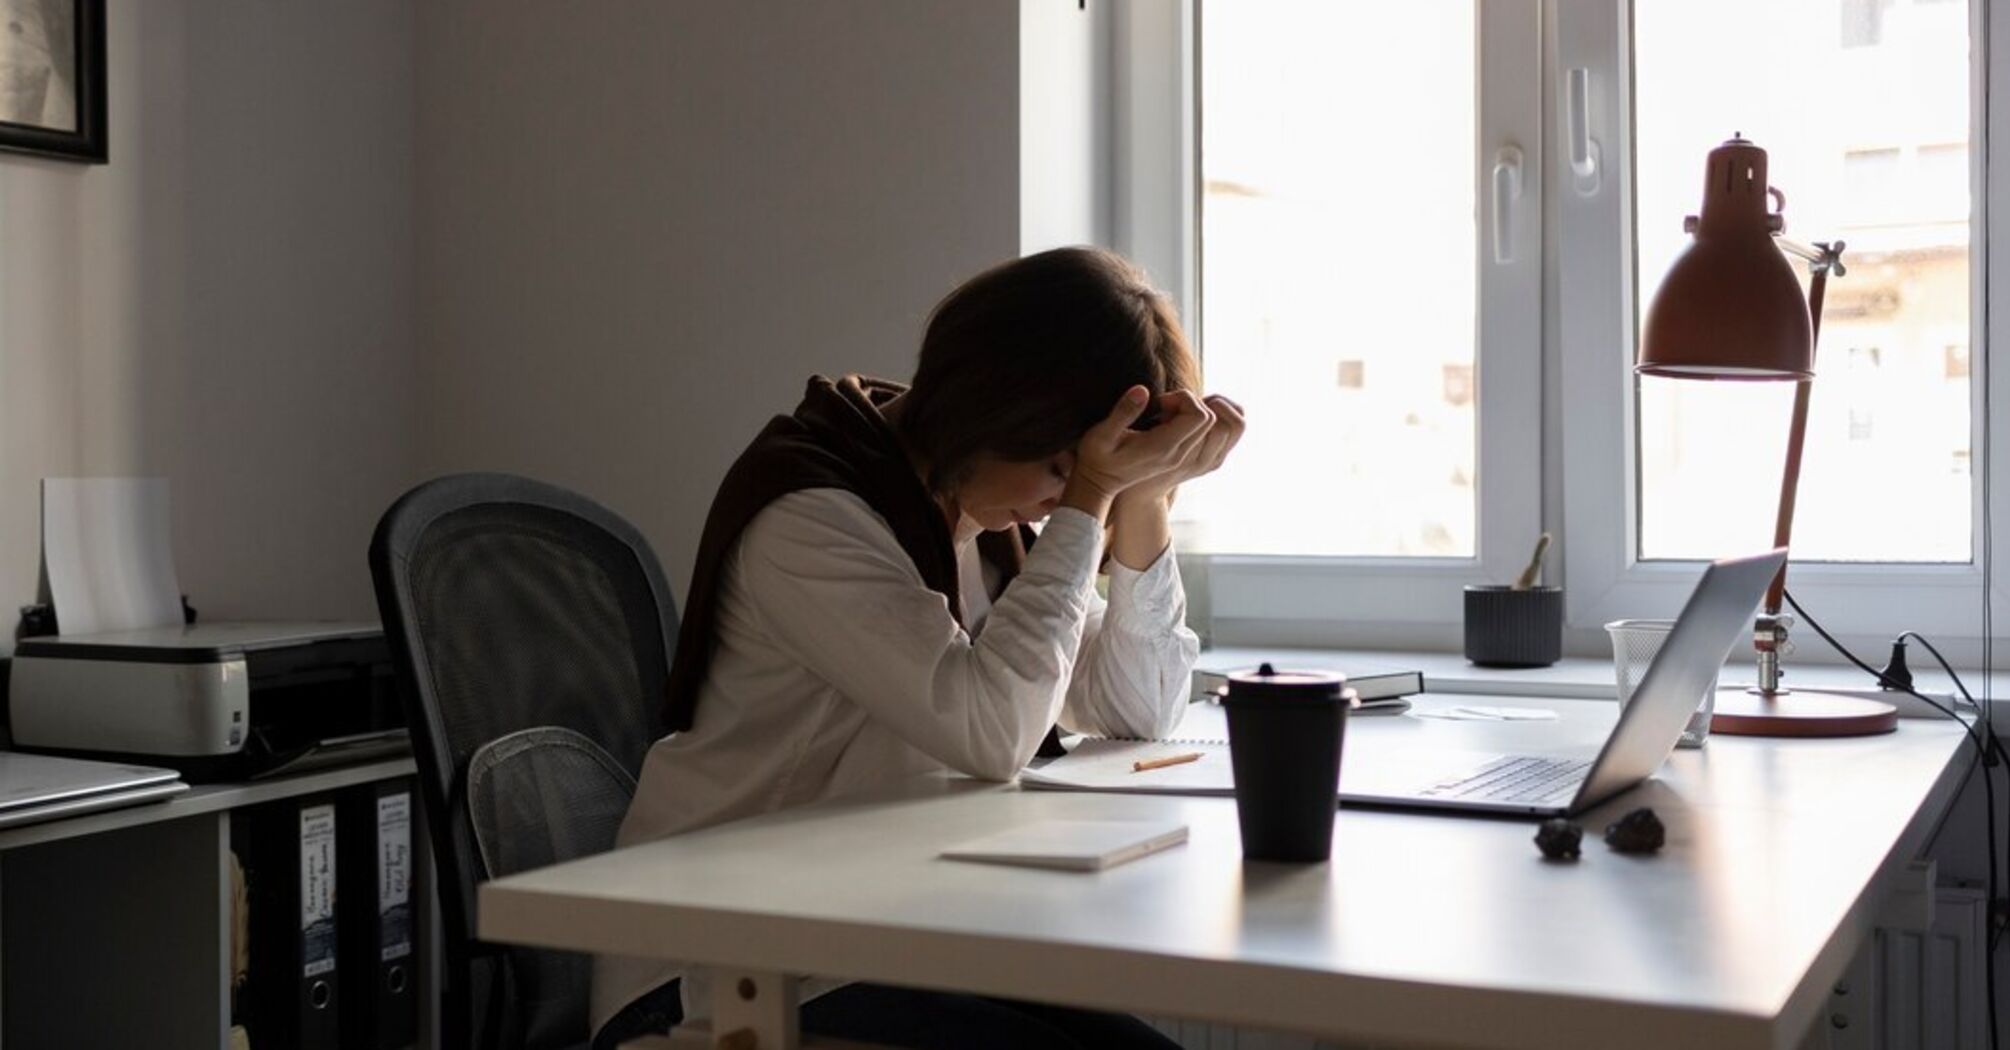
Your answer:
[1197,645,2010,728]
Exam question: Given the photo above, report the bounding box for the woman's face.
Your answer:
[952,450,1075,532]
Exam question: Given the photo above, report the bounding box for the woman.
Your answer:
[593,247,1243,1050]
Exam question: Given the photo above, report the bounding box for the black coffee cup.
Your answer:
[1221,663,1353,862]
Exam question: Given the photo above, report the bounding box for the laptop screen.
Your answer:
[1570,548,1787,809]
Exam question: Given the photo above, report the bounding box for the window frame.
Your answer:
[1115,0,2009,663]
[1556,0,2004,657]
[1117,0,1546,644]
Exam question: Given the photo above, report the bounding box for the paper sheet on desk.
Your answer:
[1412,705,1558,722]
[42,478,185,635]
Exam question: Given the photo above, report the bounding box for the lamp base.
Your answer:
[1707,687,1898,738]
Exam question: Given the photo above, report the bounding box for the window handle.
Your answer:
[1491,145,1523,264]
[1566,67,1602,195]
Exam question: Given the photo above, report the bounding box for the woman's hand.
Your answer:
[1122,392,1245,507]
[1102,393,1244,569]
[1059,386,1213,521]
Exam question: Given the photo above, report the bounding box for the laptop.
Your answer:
[0,751,187,830]
[1340,548,1788,818]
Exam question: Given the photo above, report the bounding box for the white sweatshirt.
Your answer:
[591,488,1198,1032]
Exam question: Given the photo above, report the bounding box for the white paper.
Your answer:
[42,478,185,635]
[1020,739,1235,796]
[1413,705,1560,722]
[940,820,1189,871]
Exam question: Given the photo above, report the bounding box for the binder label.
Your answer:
[300,804,337,978]
[378,791,413,962]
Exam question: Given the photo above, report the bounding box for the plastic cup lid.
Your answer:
[1223,662,1349,702]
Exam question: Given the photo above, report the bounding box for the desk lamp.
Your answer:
[1636,135,1898,737]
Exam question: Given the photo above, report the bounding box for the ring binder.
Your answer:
[340,779,419,1049]
[235,795,342,1050]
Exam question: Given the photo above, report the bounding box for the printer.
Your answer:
[8,622,407,782]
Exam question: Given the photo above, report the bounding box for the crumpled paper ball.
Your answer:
[1534,818,1583,860]
[1604,807,1666,854]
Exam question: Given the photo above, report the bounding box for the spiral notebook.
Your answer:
[1023,702,1235,794]
[1020,697,1390,796]
[1019,739,1234,796]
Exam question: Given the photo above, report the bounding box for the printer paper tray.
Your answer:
[244,728,412,781]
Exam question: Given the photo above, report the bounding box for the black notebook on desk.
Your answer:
[1192,652,1423,706]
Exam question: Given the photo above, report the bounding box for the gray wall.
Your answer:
[1,1,1096,640]
[0,0,419,649]
[416,1,1030,599]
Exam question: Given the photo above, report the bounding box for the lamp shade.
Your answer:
[1638,137,1812,381]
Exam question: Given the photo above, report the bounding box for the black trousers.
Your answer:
[594,978,1183,1050]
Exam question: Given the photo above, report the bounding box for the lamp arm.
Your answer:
[1776,237,1847,277]
[1763,261,1831,617]
[1755,239,1846,694]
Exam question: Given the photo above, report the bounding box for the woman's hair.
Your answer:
[895,246,1201,494]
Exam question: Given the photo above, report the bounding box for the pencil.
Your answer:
[1132,751,1203,773]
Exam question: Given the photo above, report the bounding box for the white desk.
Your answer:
[479,697,1970,1049]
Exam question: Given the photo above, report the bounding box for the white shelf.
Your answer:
[0,757,419,853]
[0,758,434,1049]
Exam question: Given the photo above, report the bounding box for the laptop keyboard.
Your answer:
[1420,755,1592,806]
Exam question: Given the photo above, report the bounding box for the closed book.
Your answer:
[339,779,418,1050]
[235,795,342,1050]
[1193,652,1423,708]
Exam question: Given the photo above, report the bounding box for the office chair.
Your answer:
[370,473,677,1050]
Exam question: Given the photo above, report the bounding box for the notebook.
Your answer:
[940,819,1189,871]
[1024,703,1239,796]
[1020,740,1233,796]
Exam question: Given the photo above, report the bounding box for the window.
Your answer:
[1119,0,1540,633]
[1632,0,1972,565]
[1187,1,1480,558]
[1843,148,1905,225]
[1842,0,1898,48]
[1919,143,1972,221]
[1560,0,1991,643]
[1117,0,2000,650]
[1947,343,1971,379]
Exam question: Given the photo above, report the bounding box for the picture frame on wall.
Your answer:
[0,0,106,163]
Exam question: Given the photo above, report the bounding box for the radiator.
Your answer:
[1827,887,1991,1050]
[1145,888,1991,1050]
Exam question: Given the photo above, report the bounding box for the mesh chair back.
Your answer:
[468,727,637,1047]
[370,473,676,1050]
